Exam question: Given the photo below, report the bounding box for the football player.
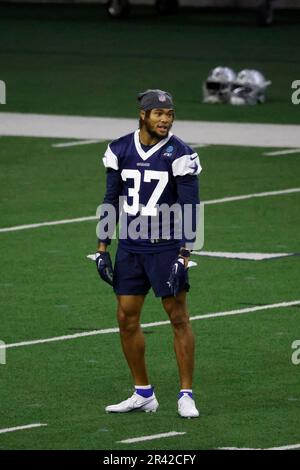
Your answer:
[95,89,201,418]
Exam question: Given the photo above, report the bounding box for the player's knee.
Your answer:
[119,321,140,336]
[163,293,186,312]
[117,309,140,334]
[169,309,190,330]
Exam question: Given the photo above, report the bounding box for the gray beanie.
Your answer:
[138,89,174,110]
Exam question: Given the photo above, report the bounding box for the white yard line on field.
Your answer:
[203,187,300,205]
[0,300,299,351]
[52,139,103,148]
[1,187,299,234]
[0,423,47,435]
[187,143,209,148]
[117,431,186,444]
[192,251,296,260]
[0,215,97,233]
[218,443,300,450]
[266,443,300,450]
[52,140,206,149]
[263,148,300,156]
[218,447,259,450]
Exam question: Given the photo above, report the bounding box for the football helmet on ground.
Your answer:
[230,69,271,105]
[203,66,236,104]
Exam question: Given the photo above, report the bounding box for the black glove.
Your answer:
[167,257,188,297]
[95,251,114,286]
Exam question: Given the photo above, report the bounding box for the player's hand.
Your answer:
[95,251,114,286]
[168,257,188,297]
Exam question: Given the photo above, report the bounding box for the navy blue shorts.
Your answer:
[113,246,189,298]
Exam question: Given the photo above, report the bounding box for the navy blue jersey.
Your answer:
[99,130,201,253]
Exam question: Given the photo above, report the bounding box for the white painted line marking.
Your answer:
[117,431,186,444]
[204,187,300,206]
[266,443,300,450]
[1,327,120,349]
[192,251,295,261]
[187,143,209,148]
[218,447,259,450]
[219,443,300,450]
[0,216,97,233]
[188,300,300,323]
[0,300,299,351]
[263,148,300,156]
[52,139,103,148]
[0,423,47,435]
[1,187,299,234]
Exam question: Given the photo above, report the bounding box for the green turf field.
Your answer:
[0,135,299,450]
[0,3,300,124]
[0,2,300,451]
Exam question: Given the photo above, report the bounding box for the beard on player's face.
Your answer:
[142,113,173,141]
[144,119,167,140]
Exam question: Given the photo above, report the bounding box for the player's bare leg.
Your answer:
[117,294,149,385]
[162,290,199,417]
[162,290,195,389]
[105,295,159,413]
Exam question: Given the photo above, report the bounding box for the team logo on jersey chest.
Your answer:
[163,145,174,157]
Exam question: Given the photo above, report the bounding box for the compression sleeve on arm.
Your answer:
[97,168,122,245]
[176,174,200,250]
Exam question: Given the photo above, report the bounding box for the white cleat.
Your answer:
[105,392,159,413]
[178,393,200,419]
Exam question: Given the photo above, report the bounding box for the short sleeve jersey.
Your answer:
[102,130,201,252]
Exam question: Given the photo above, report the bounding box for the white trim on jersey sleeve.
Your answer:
[172,153,202,177]
[102,145,119,170]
